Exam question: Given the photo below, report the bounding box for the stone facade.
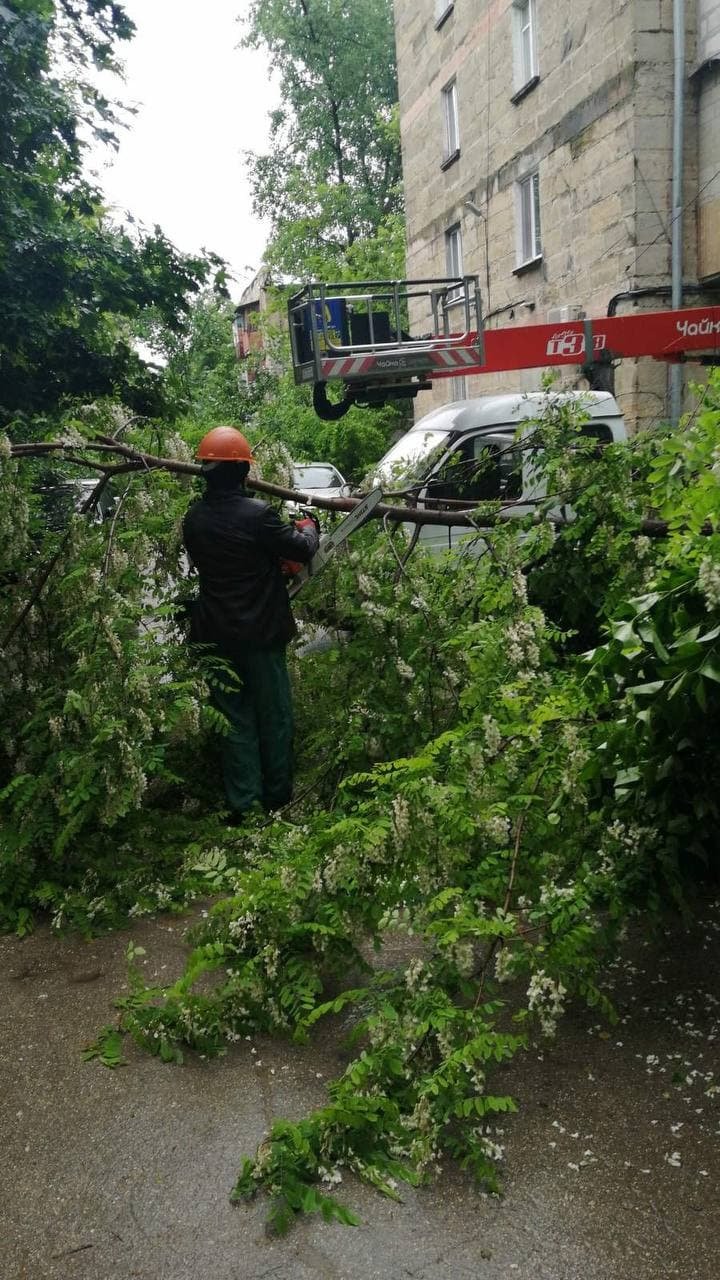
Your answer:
[697,0,720,280]
[394,0,719,427]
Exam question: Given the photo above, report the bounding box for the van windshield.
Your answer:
[375,429,452,489]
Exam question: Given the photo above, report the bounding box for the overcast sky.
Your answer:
[84,0,278,299]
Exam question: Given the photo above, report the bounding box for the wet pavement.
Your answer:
[1,907,718,1280]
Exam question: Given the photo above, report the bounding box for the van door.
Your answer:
[416,431,522,553]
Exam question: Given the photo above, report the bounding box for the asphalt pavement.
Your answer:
[1,905,719,1280]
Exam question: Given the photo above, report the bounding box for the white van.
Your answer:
[372,391,627,554]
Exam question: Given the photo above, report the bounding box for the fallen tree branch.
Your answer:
[6,437,702,537]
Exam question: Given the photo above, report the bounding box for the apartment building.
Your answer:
[394,0,720,426]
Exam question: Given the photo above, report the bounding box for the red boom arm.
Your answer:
[317,305,720,383]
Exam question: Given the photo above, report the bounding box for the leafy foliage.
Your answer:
[4,0,720,1239]
[242,0,402,276]
[35,379,715,1229]
[0,0,221,423]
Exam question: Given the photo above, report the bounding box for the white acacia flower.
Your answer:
[527,970,567,1037]
[482,715,502,755]
[392,795,411,844]
[698,556,720,611]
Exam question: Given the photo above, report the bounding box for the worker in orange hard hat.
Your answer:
[182,425,319,823]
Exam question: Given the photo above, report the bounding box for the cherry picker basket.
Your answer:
[288,276,485,419]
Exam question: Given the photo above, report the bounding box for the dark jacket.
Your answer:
[182,489,319,653]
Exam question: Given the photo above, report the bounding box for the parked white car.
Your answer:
[372,391,627,554]
[287,462,350,513]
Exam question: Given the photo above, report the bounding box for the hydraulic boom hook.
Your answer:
[313,382,354,421]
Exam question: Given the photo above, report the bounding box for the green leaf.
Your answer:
[82,1026,126,1069]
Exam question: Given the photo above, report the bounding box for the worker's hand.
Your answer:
[294,513,320,535]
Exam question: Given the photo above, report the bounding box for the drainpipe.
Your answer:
[669,0,685,425]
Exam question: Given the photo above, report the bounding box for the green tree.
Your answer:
[0,0,219,424]
[228,0,409,476]
[155,293,270,429]
[243,0,403,277]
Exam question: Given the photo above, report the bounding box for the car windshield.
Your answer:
[293,465,340,489]
[374,428,452,488]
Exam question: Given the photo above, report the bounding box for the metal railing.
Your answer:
[288,276,484,381]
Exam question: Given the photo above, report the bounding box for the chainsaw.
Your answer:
[288,487,383,598]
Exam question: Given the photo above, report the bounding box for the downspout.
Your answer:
[669,0,686,425]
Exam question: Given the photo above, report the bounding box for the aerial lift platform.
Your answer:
[286,276,720,419]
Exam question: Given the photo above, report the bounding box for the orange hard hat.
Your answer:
[196,426,254,463]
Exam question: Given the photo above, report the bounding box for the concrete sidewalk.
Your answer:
[1,908,718,1280]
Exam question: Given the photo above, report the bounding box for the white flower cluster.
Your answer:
[392,794,411,845]
[482,812,511,847]
[511,567,528,605]
[482,715,502,755]
[279,865,296,892]
[228,912,255,944]
[605,819,658,858]
[360,598,393,623]
[163,432,193,464]
[318,848,350,893]
[559,723,590,795]
[538,880,575,907]
[505,611,544,679]
[474,1125,505,1163]
[494,945,518,984]
[53,424,87,448]
[262,945,280,980]
[0,434,12,461]
[698,555,720,611]
[406,1093,441,1173]
[404,957,431,993]
[396,657,414,681]
[449,938,475,977]
[526,969,567,1037]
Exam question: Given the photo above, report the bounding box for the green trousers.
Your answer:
[209,645,294,816]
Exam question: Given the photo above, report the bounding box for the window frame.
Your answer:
[435,0,454,29]
[445,221,463,279]
[426,434,523,506]
[512,0,539,98]
[441,77,460,167]
[515,170,542,271]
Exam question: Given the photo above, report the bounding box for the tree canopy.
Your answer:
[0,0,221,424]
[243,0,403,277]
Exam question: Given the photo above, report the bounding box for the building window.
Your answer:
[515,171,542,269]
[441,79,460,166]
[435,0,454,28]
[445,222,463,279]
[512,0,538,95]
